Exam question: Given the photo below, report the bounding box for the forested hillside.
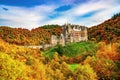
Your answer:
[88,13,120,43]
[1,14,120,45]
[0,25,62,45]
[0,39,120,80]
[0,14,120,79]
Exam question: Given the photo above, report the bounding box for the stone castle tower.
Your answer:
[51,24,88,46]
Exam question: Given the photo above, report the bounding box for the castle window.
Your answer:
[75,26,77,29]
[81,33,85,37]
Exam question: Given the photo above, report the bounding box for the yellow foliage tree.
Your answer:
[0,53,26,80]
[84,56,117,80]
[74,64,98,80]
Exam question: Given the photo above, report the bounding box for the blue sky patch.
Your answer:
[55,5,72,12]
[2,7,9,11]
[0,0,44,7]
[80,10,101,18]
[49,13,61,19]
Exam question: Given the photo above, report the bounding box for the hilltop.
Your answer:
[0,13,120,45]
[88,13,120,43]
[0,25,62,45]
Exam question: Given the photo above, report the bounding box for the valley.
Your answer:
[0,13,120,80]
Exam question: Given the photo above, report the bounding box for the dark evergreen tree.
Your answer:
[112,12,120,19]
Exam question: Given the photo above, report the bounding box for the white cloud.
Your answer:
[46,17,68,25]
[0,5,56,29]
[48,0,120,27]
[73,0,120,27]
[0,0,120,29]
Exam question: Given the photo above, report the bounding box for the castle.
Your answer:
[51,24,88,46]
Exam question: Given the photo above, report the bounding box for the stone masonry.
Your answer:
[51,24,88,46]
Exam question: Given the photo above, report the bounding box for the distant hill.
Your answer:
[1,13,120,45]
[0,25,62,45]
[88,14,120,43]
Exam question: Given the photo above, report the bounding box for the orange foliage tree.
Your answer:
[97,42,120,61]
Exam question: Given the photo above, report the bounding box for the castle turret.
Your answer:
[68,24,72,34]
[51,35,58,46]
[84,27,88,41]
[81,27,88,41]
[59,34,65,46]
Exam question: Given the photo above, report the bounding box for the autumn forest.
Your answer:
[0,13,120,80]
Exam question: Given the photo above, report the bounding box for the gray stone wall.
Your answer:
[51,35,58,46]
[50,24,88,46]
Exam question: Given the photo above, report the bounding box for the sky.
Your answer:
[0,0,120,29]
